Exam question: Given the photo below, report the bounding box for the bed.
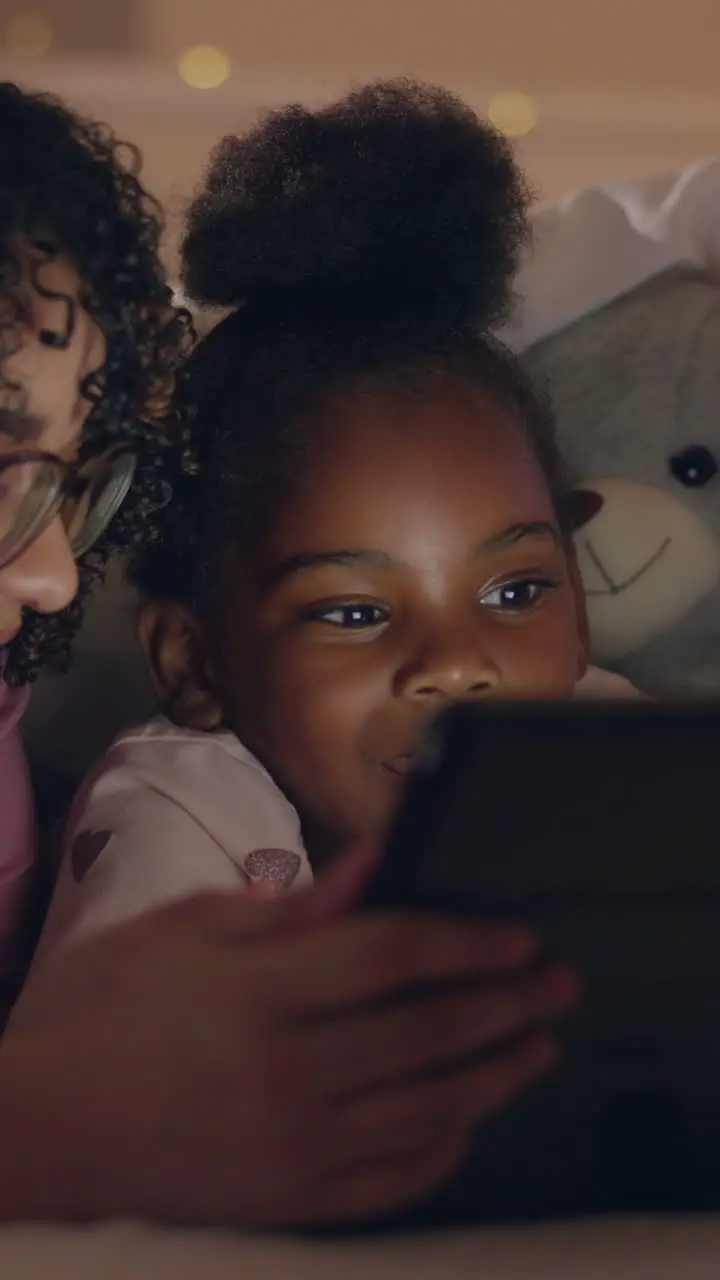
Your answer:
[2,1216,720,1280]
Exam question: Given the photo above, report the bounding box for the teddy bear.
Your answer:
[523,266,720,693]
[508,160,720,694]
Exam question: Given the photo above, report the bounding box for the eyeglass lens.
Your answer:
[0,457,63,567]
[0,450,136,569]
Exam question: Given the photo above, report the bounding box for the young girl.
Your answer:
[25,81,649,1226]
[37,83,631,949]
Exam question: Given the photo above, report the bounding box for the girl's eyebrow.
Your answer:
[261,548,394,587]
[480,521,561,553]
[262,523,560,589]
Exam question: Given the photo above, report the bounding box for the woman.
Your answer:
[0,83,189,982]
[0,81,570,1229]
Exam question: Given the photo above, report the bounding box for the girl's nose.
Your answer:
[395,634,501,703]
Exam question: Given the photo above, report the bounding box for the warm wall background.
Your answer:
[1,0,719,265]
[143,0,720,95]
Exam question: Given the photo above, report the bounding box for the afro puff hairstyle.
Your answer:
[0,81,192,685]
[130,80,566,605]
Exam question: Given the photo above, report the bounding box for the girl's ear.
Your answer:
[136,600,223,731]
[566,542,590,682]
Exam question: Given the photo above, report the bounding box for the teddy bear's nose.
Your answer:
[565,488,604,531]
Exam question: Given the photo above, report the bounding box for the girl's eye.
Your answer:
[481,577,559,610]
[308,602,388,628]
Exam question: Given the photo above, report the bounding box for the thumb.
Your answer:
[288,839,382,927]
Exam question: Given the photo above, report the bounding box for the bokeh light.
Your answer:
[4,14,53,57]
[178,45,231,90]
[487,91,538,138]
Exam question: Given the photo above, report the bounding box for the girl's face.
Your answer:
[0,247,106,644]
[154,382,588,854]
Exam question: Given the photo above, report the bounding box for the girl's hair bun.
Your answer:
[181,79,531,335]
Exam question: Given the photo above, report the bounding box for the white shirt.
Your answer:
[36,668,639,958]
[36,716,313,957]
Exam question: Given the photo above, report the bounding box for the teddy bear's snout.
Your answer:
[571,476,720,664]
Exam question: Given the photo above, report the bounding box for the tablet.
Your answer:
[363,699,720,1224]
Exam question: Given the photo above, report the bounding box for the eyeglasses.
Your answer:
[0,447,137,571]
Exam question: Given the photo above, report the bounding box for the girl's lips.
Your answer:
[381,754,415,778]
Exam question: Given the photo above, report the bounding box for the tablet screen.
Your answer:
[368,702,720,1221]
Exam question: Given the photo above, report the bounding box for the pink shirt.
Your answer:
[0,671,35,972]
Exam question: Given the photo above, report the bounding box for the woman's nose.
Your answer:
[394,635,501,702]
[0,518,79,616]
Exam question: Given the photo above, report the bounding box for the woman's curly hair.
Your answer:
[130,80,566,606]
[0,81,193,685]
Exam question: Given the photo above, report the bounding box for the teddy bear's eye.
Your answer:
[669,445,718,488]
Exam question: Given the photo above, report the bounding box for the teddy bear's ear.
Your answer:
[565,489,604,532]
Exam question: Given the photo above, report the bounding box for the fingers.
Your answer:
[308,1133,472,1225]
[311,962,579,1098]
[154,900,541,1009]
[265,912,541,1017]
[335,1032,558,1161]
[295,1034,559,1223]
